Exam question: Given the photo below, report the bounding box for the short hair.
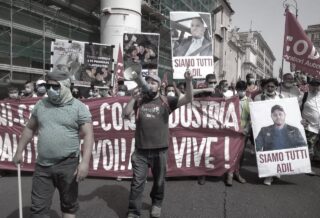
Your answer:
[246,73,254,80]
[205,74,216,82]
[283,73,293,79]
[8,85,18,92]
[235,81,247,91]
[219,80,228,86]
[165,84,174,92]
[260,79,268,88]
[266,78,279,87]
[271,105,285,114]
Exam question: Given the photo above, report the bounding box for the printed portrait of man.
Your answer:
[255,104,307,151]
[172,16,212,57]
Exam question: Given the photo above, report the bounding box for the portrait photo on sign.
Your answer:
[123,33,159,79]
[170,12,213,57]
[250,98,307,152]
[170,11,214,79]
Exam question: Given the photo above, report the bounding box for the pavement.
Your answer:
[1,151,320,218]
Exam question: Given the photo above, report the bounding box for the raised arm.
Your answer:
[123,88,140,120]
[177,69,193,108]
[13,116,38,165]
[192,87,215,96]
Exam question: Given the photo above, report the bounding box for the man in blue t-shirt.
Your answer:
[13,69,94,218]
[123,70,193,218]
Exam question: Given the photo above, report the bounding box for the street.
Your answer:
[1,151,320,218]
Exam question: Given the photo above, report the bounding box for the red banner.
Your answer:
[0,97,244,178]
[283,9,320,78]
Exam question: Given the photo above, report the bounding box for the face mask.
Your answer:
[222,86,229,92]
[9,93,19,99]
[100,90,108,97]
[147,90,158,99]
[208,83,216,88]
[72,92,80,98]
[167,91,175,97]
[284,82,293,88]
[266,90,275,96]
[47,87,60,102]
[118,91,126,96]
[247,79,255,85]
[25,87,32,94]
[37,86,46,94]
[93,92,100,97]
[238,91,246,98]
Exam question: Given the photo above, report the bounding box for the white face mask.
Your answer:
[284,82,293,88]
[208,83,216,88]
[247,78,255,84]
[167,91,175,97]
[47,87,60,102]
[118,91,126,96]
[9,93,19,99]
[238,91,246,98]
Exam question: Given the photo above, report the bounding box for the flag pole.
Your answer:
[281,0,298,93]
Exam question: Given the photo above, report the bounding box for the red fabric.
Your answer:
[161,72,169,87]
[283,9,320,78]
[113,45,124,95]
[0,97,244,178]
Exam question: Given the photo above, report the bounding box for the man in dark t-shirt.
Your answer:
[123,70,193,218]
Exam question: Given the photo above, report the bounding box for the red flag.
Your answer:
[283,9,320,78]
[161,71,168,87]
[113,44,124,95]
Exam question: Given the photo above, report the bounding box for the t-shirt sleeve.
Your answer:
[77,101,92,125]
[31,100,43,118]
[167,96,179,112]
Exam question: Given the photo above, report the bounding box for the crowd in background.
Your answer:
[2,70,320,186]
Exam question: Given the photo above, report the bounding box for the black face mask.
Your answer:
[72,92,80,99]
[146,90,157,99]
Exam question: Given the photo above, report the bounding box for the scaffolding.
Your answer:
[0,0,218,86]
[0,0,99,85]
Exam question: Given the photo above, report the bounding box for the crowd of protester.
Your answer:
[3,72,320,179]
[3,69,320,217]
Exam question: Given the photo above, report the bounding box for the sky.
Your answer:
[229,0,320,78]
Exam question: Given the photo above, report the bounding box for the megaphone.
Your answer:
[124,67,138,81]
[123,63,149,93]
[124,63,142,81]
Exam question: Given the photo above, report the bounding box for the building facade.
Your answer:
[0,0,276,99]
[306,24,320,52]
[237,31,275,80]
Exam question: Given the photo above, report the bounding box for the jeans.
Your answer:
[31,157,79,217]
[128,148,168,216]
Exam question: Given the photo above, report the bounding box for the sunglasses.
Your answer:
[45,84,61,90]
[267,85,276,88]
[208,81,217,84]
